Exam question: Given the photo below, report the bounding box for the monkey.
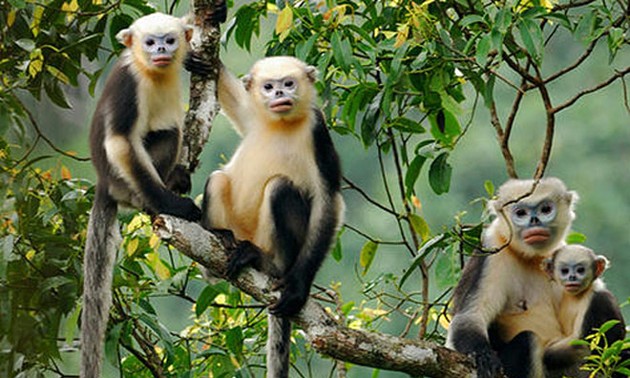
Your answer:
[186,55,344,378]
[81,12,207,377]
[446,177,578,378]
[543,244,626,377]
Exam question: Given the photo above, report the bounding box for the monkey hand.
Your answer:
[184,53,213,77]
[472,352,504,378]
[269,275,308,317]
[226,241,262,279]
[165,164,192,195]
[158,196,202,222]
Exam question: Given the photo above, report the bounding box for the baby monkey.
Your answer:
[543,244,626,377]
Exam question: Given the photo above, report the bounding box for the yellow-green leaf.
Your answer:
[46,66,70,85]
[359,240,378,276]
[275,6,293,37]
[126,238,139,256]
[410,214,430,243]
[146,251,171,280]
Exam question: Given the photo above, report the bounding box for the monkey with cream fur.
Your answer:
[187,55,344,378]
[82,12,209,377]
[543,244,626,378]
[447,177,578,378]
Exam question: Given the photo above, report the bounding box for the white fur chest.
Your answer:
[134,76,184,136]
[225,123,320,217]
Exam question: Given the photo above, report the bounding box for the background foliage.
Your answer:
[1,0,629,377]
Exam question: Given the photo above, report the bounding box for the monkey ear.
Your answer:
[305,65,318,83]
[594,255,609,278]
[242,74,253,91]
[116,28,134,48]
[184,25,194,43]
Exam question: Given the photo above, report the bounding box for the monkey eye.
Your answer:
[561,267,569,275]
[537,200,557,222]
[576,266,585,275]
[284,79,295,89]
[263,82,274,92]
[166,37,176,45]
[145,38,156,47]
[513,207,528,218]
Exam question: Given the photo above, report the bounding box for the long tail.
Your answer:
[267,314,291,378]
[81,184,119,378]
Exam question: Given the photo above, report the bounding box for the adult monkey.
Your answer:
[81,8,225,376]
[446,177,578,378]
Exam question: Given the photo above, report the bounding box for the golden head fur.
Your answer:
[243,56,318,126]
[116,13,192,80]
[484,177,578,260]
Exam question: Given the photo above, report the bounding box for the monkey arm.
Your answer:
[447,256,505,378]
[217,64,252,136]
[104,133,201,221]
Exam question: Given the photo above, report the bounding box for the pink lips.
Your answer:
[522,228,550,244]
[269,98,294,113]
[152,56,172,67]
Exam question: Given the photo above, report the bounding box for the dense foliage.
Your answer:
[1,0,628,377]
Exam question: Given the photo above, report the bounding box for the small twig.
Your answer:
[552,67,630,114]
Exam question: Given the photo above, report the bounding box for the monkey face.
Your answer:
[141,33,181,68]
[556,260,592,294]
[259,76,299,114]
[510,199,557,247]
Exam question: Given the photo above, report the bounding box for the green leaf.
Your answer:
[15,39,35,52]
[359,240,378,276]
[460,15,486,29]
[404,155,427,196]
[483,74,496,108]
[430,109,461,147]
[428,152,452,195]
[109,14,134,50]
[225,326,244,357]
[574,11,596,45]
[607,27,624,62]
[138,313,175,363]
[409,214,430,243]
[566,232,587,244]
[518,18,544,65]
[295,33,317,61]
[196,285,220,317]
[331,31,352,74]
[475,34,491,67]
[400,234,447,287]
[484,180,495,196]
[494,7,513,34]
[598,319,620,334]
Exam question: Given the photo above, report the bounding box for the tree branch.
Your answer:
[153,215,476,378]
[181,0,223,173]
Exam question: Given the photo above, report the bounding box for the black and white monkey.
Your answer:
[543,244,626,378]
[446,177,578,378]
[82,12,208,377]
[186,55,344,377]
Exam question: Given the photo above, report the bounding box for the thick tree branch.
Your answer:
[181,0,223,173]
[153,215,476,378]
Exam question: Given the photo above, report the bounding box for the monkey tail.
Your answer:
[267,313,291,378]
[81,184,119,378]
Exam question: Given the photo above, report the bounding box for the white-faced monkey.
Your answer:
[446,177,578,378]
[187,55,344,377]
[82,12,206,377]
[543,244,626,378]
